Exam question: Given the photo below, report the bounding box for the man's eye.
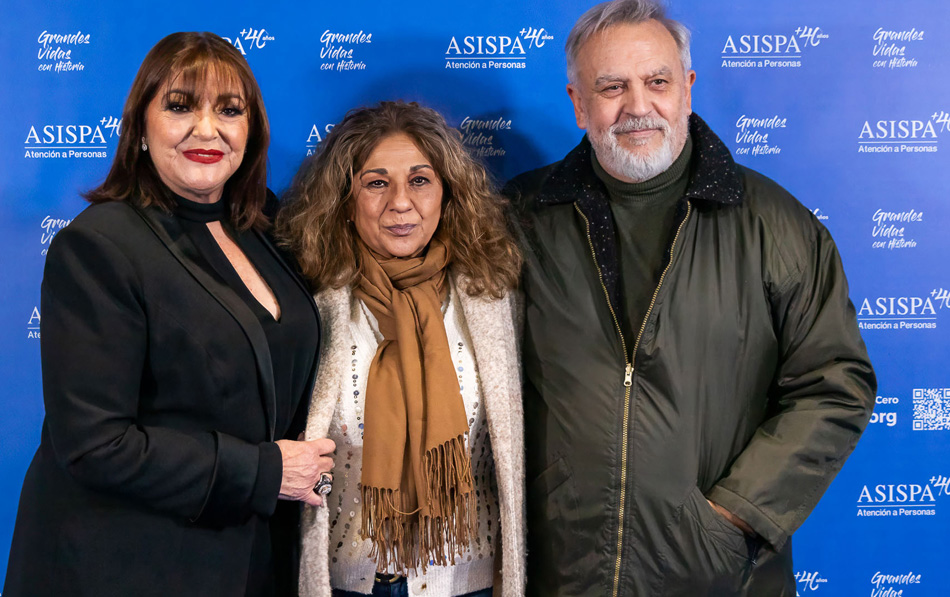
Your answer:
[599,84,624,95]
[651,79,669,86]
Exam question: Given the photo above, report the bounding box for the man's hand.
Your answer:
[707,499,755,536]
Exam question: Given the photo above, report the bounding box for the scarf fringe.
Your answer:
[360,434,477,574]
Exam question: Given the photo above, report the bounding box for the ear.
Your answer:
[345,195,355,222]
[566,83,588,130]
[684,69,696,114]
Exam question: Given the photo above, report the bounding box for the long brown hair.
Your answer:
[85,31,270,230]
[276,101,521,298]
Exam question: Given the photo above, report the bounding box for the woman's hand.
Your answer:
[275,438,336,507]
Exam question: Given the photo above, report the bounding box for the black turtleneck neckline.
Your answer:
[174,194,227,223]
[592,134,693,204]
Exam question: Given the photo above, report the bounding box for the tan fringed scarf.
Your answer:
[353,237,476,573]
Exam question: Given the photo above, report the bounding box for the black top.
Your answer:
[175,195,318,443]
[592,135,693,341]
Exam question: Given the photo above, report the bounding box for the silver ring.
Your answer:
[314,472,333,496]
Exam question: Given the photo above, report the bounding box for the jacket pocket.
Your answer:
[658,486,757,596]
[526,456,582,594]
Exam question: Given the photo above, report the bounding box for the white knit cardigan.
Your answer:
[299,274,526,597]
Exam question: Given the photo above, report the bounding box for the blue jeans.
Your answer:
[332,576,493,597]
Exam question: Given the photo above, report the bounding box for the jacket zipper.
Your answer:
[574,201,693,597]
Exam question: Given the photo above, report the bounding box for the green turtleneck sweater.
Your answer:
[592,134,693,342]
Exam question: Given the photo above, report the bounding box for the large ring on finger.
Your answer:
[314,472,333,496]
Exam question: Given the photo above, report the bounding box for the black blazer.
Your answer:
[4,201,320,596]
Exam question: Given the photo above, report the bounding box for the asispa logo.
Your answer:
[24,116,121,159]
[856,288,949,330]
[305,122,336,156]
[856,475,950,518]
[27,307,40,339]
[220,27,275,56]
[858,111,947,153]
[795,570,829,593]
[445,27,553,70]
[721,26,828,69]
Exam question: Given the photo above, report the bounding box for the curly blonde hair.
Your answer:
[276,101,521,298]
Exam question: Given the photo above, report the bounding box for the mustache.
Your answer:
[610,115,671,134]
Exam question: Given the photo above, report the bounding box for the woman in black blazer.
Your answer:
[4,32,333,596]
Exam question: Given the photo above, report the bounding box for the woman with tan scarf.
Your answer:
[276,101,525,597]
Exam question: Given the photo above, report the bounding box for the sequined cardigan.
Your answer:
[298,274,526,597]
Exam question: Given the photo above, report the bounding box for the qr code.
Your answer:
[912,388,950,430]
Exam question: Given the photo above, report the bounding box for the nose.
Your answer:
[622,87,652,119]
[388,182,413,212]
[192,108,217,140]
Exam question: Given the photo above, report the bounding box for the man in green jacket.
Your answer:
[504,1,876,595]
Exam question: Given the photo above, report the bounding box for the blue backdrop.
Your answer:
[2,1,949,594]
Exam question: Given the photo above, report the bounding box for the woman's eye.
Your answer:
[166,102,189,113]
[221,106,245,117]
[410,176,430,186]
[366,179,387,188]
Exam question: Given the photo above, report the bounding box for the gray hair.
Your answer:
[565,0,692,84]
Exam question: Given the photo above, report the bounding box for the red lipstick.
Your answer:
[183,149,224,164]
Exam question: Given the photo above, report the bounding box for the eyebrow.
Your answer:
[593,74,626,87]
[592,66,675,88]
[163,88,194,99]
[360,164,433,177]
[163,88,245,103]
[644,66,674,78]
[215,92,245,103]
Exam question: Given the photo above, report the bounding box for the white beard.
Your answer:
[590,114,685,182]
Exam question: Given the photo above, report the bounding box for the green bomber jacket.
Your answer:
[504,114,876,597]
